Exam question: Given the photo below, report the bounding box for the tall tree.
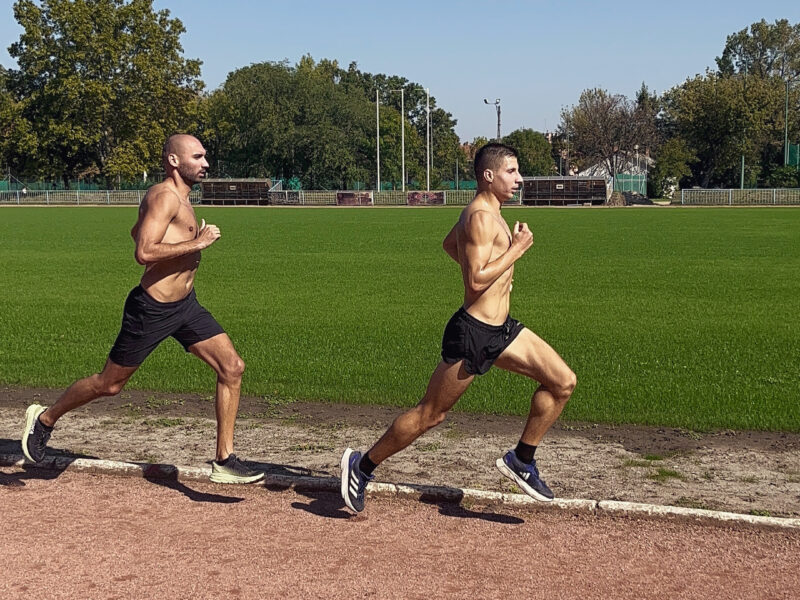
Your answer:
[0,64,39,176]
[716,19,800,82]
[559,88,658,177]
[663,71,785,187]
[502,128,555,176]
[7,0,203,186]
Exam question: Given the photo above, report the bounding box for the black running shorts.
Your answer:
[440,307,525,375]
[108,285,225,367]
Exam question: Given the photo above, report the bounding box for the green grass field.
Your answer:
[1,206,798,432]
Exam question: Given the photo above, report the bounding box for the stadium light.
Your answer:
[785,77,798,166]
[376,90,380,192]
[390,88,405,191]
[380,86,429,191]
[484,98,501,141]
[411,86,431,191]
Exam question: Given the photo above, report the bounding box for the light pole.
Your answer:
[388,86,430,191]
[784,78,798,166]
[376,89,380,191]
[390,88,405,191]
[425,87,430,191]
[484,98,501,140]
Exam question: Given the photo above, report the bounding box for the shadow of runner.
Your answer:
[0,463,74,487]
[141,463,244,503]
[0,441,99,487]
[419,492,525,524]
[290,489,352,520]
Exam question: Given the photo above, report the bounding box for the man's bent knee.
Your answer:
[96,375,128,397]
[417,405,448,431]
[556,370,577,402]
[218,356,245,383]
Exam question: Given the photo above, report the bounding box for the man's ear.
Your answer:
[483,169,494,183]
[168,153,179,168]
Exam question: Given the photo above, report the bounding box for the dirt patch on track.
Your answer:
[1,385,798,517]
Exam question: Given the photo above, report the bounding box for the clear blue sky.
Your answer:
[2,1,799,142]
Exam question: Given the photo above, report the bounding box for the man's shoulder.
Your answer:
[463,200,498,226]
[142,183,181,211]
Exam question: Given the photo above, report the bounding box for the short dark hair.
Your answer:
[474,142,518,180]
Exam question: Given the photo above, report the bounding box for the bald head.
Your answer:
[162,134,201,168]
[162,134,208,184]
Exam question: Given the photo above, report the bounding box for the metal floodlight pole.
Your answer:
[426,87,430,191]
[484,98,501,140]
[785,78,790,165]
[376,90,381,192]
[401,89,405,191]
[390,88,405,192]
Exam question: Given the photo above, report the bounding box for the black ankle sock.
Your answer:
[514,441,537,464]
[359,452,377,476]
[38,416,54,432]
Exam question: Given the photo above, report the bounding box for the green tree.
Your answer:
[663,71,785,187]
[205,57,454,190]
[0,64,39,176]
[7,0,203,186]
[502,128,555,176]
[716,19,800,81]
[649,137,696,198]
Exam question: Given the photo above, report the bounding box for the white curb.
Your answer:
[2,453,798,529]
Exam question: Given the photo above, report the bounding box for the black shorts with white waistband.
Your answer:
[440,307,524,375]
[108,285,225,367]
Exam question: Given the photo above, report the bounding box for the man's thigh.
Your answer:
[493,327,571,387]
[188,333,241,372]
[418,360,475,414]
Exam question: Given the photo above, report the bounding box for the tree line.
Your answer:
[1,1,798,194]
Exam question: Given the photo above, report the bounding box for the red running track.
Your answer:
[1,467,798,599]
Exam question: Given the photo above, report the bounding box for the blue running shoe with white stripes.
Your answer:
[496,449,554,502]
[340,448,374,513]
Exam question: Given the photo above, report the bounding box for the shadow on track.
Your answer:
[290,489,352,519]
[419,492,525,524]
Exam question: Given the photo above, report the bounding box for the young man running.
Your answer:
[22,134,264,484]
[341,142,576,512]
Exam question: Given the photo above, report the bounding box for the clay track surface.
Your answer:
[2,467,798,600]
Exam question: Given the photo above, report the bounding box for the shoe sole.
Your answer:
[340,448,360,513]
[22,404,46,463]
[209,470,265,484]
[495,458,554,502]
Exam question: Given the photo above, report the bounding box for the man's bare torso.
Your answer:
[456,195,514,325]
[132,182,201,302]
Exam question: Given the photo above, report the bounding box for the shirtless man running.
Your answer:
[22,134,264,484]
[341,142,576,512]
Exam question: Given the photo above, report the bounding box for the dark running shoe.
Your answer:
[340,448,373,513]
[210,454,265,484]
[22,404,51,463]
[496,449,554,502]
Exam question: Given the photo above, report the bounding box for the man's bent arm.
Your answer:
[134,192,205,265]
[463,211,525,293]
[442,223,459,262]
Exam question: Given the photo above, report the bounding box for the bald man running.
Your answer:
[22,134,263,484]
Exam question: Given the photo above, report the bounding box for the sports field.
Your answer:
[1,206,798,432]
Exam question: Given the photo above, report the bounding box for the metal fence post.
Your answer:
[16,191,20,205]
[77,188,80,205]
[729,189,732,205]
[46,190,49,205]
[107,190,110,204]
